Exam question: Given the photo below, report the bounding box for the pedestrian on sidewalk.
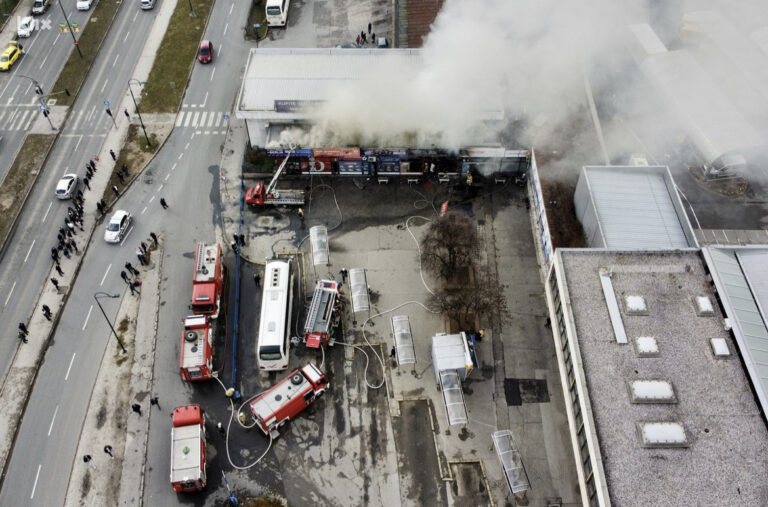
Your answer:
[140,241,148,254]
[253,273,260,287]
[89,160,96,172]
[18,330,28,343]
[129,280,140,295]
[231,241,239,255]
[239,234,246,246]
[51,247,59,262]
[120,270,130,283]
[50,278,60,291]
[18,323,28,336]
[75,189,83,201]
[117,172,124,184]
[55,263,64,276]
[83,455,96,469]
[131,403,142,416]
[150,396,160,410]
[42,305,52,321]
[62,247,71,259]
[124,109,130,120]
[85,163,92,174]
[356,33,361,45]
[149,232,158,245]
[66,221,75,235]
[104,445,113,458]
[83,176,91,190]
[136,249,146,266]
[69,239,79,253]
[110,149,116,161]
[99,199,106,209]
[340,268,348,283]
[125,262,139,276]
[368,22,371,34]
[159,197,168,209]
[121,164,128,176]
[112,185,120,197]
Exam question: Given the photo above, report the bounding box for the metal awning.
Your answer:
[440,371,468,426]
[391,315,416,365]
[492,430,531,494]
[310,225,329,266]
[349,268,369,313]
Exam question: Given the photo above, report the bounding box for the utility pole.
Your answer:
[128,79,151,147]
[57,0,82,58]
[94,293,127,353]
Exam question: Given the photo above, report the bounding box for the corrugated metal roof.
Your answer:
[702,247,768,416]
[238,48,422,113]
[579,166,694,249]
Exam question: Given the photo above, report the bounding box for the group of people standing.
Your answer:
[355,22,377,46]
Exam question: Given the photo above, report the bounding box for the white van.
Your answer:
[265,0,290,27]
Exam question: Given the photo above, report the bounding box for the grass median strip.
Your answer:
[141,0,215,113]
[0,134,56,248]
[0,0,23,30]
[51,0,123,107]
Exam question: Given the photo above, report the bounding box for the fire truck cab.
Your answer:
[249,363,328,438]
[303,279,344,348]
[191,243,225,319]
[180,315,214,381]
[170,405,206,493]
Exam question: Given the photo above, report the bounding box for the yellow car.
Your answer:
[0,41,23,72]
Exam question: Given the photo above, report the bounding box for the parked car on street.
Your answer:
[17,16,35,38]
[104,210,132,243]
[31,0,49,15]
[0,42,23,72]
[197,40,213,64]
[77,0,93,10]
[55,174,80,200]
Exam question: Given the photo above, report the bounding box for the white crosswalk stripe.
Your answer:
[199,111,207,127]
[173,110,230,134]
[191,111,199,127]
[12,110,29,130]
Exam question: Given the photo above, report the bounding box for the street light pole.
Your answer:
[57,0,83,59]
[93,292,127,353]
[128,79,151,147]
[187,0,195,17]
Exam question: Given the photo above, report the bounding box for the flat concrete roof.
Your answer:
[558,249,768,506]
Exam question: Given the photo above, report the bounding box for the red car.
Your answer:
[198,40,213,64]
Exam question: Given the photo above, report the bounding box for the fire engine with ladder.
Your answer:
[180,242,227,382]
[245,148,305,207]
[249,363,328,438]
[303,279,344,348]
[170,404,207,493]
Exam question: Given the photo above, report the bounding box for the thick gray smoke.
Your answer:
[300,0,645,151]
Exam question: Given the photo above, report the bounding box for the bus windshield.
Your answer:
[266,6,281,15]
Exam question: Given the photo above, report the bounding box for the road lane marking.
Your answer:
[82,306,92,330]
[171,162,177,171]
[217,45,222,56]
[132,10,138,21]
[164,173,170,181]
[157,184,164,192]
[149,195,155,203]
[100,79,109,93]
[87,105,96,122]
[100,263,111,286]
[112,54,119,68]
[223,23,228,35]
[24,240,35,263]
[177,152,183,160]
[121,226,134,245]
[65,353,76,381]
[53,33,61,45]
[74,135,82,152]
[124,30,131,42]
[202,91,208,107]
[48,406,59,436]
[30,464,42,499]
[185,141,190,150]
[141,206,147,215]
[229,2,233,13]
[4,281,16,306]
[210,67,216,81]
[42,202,53,222]
[39,52,50,70]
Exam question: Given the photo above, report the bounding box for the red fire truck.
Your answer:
[303,279,344,348]
[245,148,305,207]
[249,363,329,438]
[170,404,207,493]
[180,315,214,381]
[191,242,226,319]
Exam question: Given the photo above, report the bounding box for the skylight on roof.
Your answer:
[694,296,715,316]
[710,337,730,357]
[635,336,659,357]
[625,295,648,315]
[630,380,676,403]
[638,422,689,448]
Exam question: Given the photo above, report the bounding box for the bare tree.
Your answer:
[428,267,509,330]
[421,212,478,282]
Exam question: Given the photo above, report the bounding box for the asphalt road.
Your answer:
[0,4,97,181]
[0,1,161,504]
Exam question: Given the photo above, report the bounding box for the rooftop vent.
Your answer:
[710,337,731,357]
[634,336,659,357]
[637,422,689,448]
[624,295,648,315]
[694,296,715,316]
[629,380,677,403]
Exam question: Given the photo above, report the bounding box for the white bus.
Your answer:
[257,259,293,371]
[265,0,290,27]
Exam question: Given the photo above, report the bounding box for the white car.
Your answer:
[104,210,132,243]
[55,174,80,200]
[17,16,35,38]
[140,0,154,9]
[77,0,93,9]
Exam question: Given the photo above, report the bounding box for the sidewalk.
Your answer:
[0,0,179,492]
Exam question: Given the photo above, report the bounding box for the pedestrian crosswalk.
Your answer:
[0,107,38,132]
[175,105,229,134]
